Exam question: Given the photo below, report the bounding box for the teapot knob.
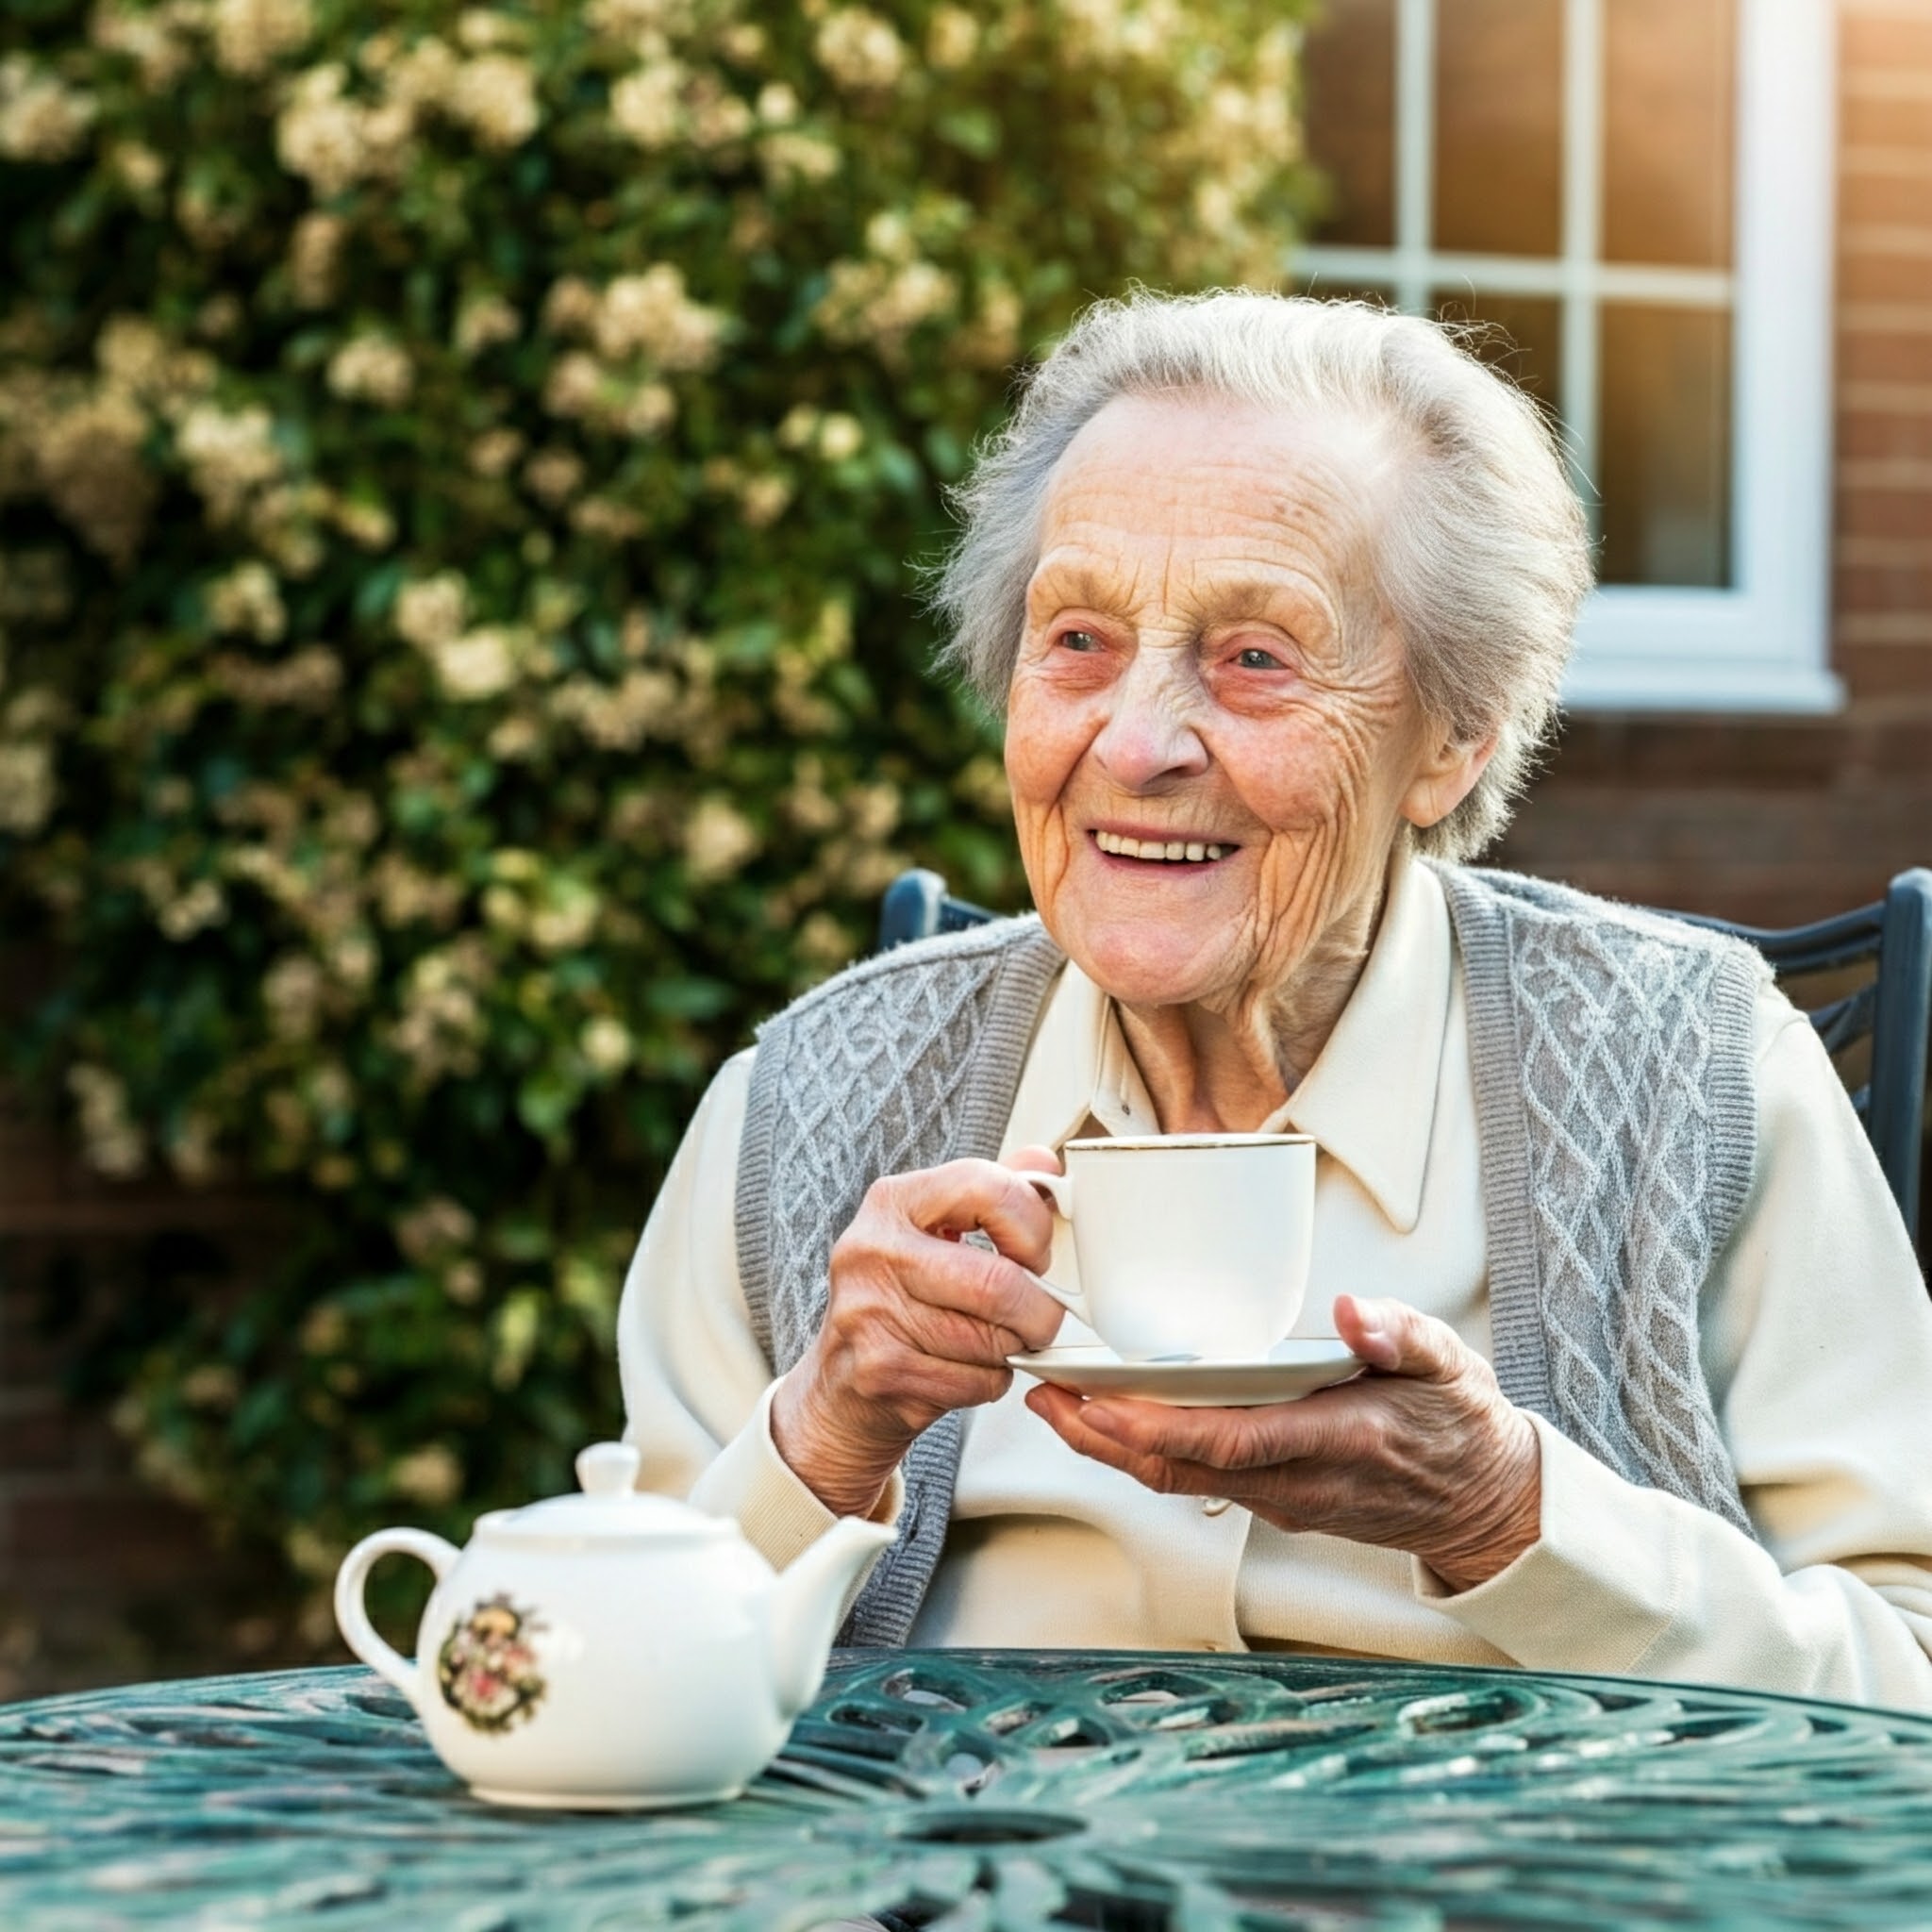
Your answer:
[575,1441,642,1497]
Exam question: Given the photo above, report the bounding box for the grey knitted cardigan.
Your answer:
[735,862,1771,1646]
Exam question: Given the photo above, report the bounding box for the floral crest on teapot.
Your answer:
[436,1592,548,1733]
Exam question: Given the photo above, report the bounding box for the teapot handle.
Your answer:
[334,1528,460,1712]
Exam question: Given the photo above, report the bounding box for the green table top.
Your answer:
[2,1649,1931,1928]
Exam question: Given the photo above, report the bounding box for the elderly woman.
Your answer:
[619,291,1932,1706]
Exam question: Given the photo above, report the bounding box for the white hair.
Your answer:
[930,289,1594,860]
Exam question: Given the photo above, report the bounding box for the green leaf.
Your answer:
[873,441,924,496]
[643,977,733,1021]
[937,108,1000,158]
[517,1067,584,1140]
[353,559,408,625]
[923,425,966,480]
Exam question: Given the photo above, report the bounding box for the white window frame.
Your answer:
[1297,0,1840,714]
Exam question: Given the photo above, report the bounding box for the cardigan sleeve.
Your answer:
[1416,995,1932,1708]
[615,1048,902,1571]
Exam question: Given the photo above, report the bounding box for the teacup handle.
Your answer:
[335,1527,460,1711]
[1021,1171,1091,1328]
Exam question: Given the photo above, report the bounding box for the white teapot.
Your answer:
[334,1441,895,1810]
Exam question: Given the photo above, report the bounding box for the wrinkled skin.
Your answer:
[1025,1293,1541,1594]
[770,1150,1065,1518]
[1006,393,1438,1114]
[774,395,1541,1590]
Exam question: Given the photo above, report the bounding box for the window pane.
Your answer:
[1598,304,1732,587]
[1434,0,1562,257]
[1432,290,1563,425]
[1603,0,1734,267]
[1302,0,1396,247]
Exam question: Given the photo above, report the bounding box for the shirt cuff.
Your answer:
[687,1379,905,1574]
[1409,1412,1682,1674]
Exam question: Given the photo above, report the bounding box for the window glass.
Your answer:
[1603,0,1734,268]
[1292,3,1832,707]
[1432,291,1564,424]
[1598,304,1732,588]
[1300,0,1747,595]
[1302,0,1397,247]
[1434,0,1563,257]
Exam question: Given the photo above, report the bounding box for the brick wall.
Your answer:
[1837,0,1932,708]
[1496,0,1932,925]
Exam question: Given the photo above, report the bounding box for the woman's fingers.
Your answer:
[840,1160,1065,1348]
[1024,1385,1234,1498]
[1334,1293,1466,1382]
[875,1159,1058,1276]
[1027,1294,1543,1587]
[1004,1142,1064,1176]
[845,1218,1059,1353]
[810,1158,1067,1425]
[1058,1391,1333,1472]
[781,1156,1074,1512]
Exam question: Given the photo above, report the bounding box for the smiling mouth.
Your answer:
[1091,830,1238,864]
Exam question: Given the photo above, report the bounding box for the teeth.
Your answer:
[1094,831,1234,862]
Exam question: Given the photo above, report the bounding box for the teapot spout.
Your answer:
[768,1514,897,1719]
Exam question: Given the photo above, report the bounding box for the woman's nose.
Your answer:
[1091,668,1209,791]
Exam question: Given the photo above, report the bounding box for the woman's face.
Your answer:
[1006,392,1477,1015]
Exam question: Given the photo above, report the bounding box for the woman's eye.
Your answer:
[1058,628,1102,653]
[1234,645,1286,671]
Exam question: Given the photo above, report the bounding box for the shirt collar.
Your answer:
[1003,846,1452,1235]
[1000,956,1141,1158]
[1279,847,1450,1233]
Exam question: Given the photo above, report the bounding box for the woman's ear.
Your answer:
[1401,730,1497,831]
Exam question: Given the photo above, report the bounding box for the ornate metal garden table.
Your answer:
[2,1650,1932,1928]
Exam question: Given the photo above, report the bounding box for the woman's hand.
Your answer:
[1025,1293,1543,1592]
[771,1148,1066,1517]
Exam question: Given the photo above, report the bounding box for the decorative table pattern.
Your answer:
[3,1650,1931,1928]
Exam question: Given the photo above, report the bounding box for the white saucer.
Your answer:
[1008,1338,1365,1407]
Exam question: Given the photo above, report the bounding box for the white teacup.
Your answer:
[1024,1133,1315,1361]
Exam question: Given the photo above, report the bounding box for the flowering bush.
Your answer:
[0,0,1307,1618]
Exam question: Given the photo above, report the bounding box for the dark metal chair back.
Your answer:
[1666,868,1932,1261]
[876,868,1001,950]
[877,864,1932,1265]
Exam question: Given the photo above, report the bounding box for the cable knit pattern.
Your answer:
[1438,865,1765,1535]
[735,866,1767,1643]
[736,916,1066,1644]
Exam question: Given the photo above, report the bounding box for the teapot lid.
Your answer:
[474,1441,734,1545]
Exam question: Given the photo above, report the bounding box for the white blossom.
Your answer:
[814,8,906,92]
[211,0,313,78]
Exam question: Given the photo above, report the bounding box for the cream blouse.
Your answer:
[617,852,1932,1708]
